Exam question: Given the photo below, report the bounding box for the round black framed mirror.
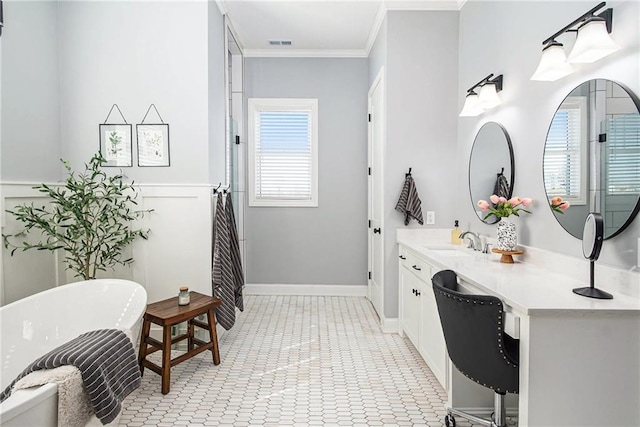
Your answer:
[469,122,515,224]
[543,79,640,239]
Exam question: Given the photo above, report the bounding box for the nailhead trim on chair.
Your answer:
[435,288,519,394]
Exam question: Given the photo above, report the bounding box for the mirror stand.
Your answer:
[573,261,613,299]
[572,212,613,300]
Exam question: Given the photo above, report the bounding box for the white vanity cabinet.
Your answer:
[398,246,448,389]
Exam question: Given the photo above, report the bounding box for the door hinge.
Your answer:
[368,113,371,122]
[368,220,371,228]
[368,167,371,176]
[368,271,372,280]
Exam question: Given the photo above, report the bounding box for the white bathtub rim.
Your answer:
[0,383,58,424]
[0,278,146,311]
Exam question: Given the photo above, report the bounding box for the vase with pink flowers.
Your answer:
[477,195,533,251]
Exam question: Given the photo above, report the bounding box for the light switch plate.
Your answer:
[426,211,435,224]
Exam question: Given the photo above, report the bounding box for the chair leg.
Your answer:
[493,392,507,427]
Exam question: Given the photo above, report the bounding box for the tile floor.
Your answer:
[121,295,510,426]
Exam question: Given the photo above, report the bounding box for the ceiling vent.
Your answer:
[268,40,292,46]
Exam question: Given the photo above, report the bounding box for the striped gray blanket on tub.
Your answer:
[0,329,141,424]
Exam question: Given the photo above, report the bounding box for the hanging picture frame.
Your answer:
[99,104,132,167]
[137,104,170,167]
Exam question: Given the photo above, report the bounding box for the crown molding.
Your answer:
[364,2,387,58]
[243,49,368,58]
[214,0,227,16]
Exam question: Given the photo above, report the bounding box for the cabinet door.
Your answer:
[419,279,448,390]
[400,266,421,345]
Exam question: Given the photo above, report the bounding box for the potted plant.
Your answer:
[2,153,151,280]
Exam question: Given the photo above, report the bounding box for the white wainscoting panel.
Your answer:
[131,185,213,304]
[1,183,214,307]
[0,184,61,305]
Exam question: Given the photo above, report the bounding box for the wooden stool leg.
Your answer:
[138,319,151,376]
[161,325,172,394]
[188,320,195,351]
[207,309,221,365]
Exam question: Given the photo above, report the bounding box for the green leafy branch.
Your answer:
[2,152,152,280]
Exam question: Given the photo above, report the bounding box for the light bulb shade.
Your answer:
[531,43,574,81]
[459,93,483,117]
[478,83,501,109]
[567,18,620,64]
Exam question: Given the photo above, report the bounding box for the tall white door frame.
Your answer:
[368,67,385,321]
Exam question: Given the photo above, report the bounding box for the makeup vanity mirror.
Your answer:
[469,122,515,224]
[543,79,640,239]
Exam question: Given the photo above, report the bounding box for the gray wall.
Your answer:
[244,57,369,286]
[369,11,460,319]
[1,1,61,182]
[57,0,212,183]
[457,0,640,269]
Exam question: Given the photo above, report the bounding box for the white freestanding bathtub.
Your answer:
[0,279,147,426]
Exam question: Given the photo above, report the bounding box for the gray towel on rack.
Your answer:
[225,192,245,312]
[0,329,140,425]
[212,194,235,330]
[493,172,510,200]
[395,174,424,226]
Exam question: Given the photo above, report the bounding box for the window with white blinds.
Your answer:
[605,114,640,194]
[543,96,587,204]
[248,98,318,207]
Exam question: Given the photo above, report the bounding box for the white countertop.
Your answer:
[397,230,640,315]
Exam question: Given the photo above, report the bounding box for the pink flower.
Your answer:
[477,200,490,211]
[551,197,563,206]
[489,194,500,204]
[521,198,533,206]
[560,201,570,210]
[509,197,522,206]
[498,196,508,203]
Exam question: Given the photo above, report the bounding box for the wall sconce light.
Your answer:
[459,74,503,117]
[531,2,619,81]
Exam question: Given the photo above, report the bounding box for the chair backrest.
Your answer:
[432,269,519,394]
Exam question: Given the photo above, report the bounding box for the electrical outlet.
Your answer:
[426,211,435,224]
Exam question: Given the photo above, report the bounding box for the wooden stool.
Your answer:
[138,291,222,394]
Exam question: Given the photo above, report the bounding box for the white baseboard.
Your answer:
[380,317,399,333]
[244,283,367,297]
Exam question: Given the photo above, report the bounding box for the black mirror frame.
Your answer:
[468,122,515,225]
[542,79,640,240]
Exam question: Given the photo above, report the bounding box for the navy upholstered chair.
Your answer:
[432,269,519,427]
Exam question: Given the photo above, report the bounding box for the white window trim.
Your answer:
[248,98,319,207]
[544,96,588,206]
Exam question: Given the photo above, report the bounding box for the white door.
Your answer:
[368,69,384,319]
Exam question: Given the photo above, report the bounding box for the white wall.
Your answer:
[369,11,459,319]
[457,0,640,270]
[1,0,60,182]
[244,57,369,287]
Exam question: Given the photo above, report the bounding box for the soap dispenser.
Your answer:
[451,220,462,245]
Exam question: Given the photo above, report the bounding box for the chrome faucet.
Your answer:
[459,231,481,251]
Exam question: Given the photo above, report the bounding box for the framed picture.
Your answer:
[136,124,170,167]
[99,124,133,167]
